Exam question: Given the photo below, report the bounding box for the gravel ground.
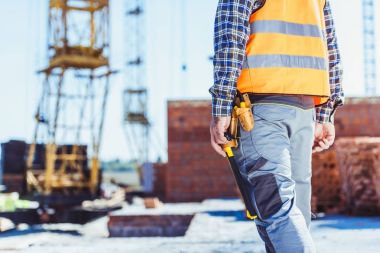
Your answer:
[1,199,380,253]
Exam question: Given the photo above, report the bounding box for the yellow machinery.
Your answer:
[26,0,114,197]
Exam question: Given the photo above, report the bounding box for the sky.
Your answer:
[0,0,379,161]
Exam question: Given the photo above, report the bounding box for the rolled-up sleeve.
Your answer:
[209,0,255,117]
[315,0,344,123]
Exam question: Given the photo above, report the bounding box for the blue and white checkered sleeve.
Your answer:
[209,0,256,117]
[315,0,344,123]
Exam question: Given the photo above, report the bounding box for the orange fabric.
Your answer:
[238,68,330,95]
[238,0,330,106]
[250,0,326,27]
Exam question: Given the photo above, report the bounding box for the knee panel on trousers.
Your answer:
[246,163,296,222]
[248,173,283,220]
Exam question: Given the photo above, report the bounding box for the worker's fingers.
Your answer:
[324,138,334,148]
[313,138,332,153]
[312,145,324,153]
[324,135,335,146]
[210,129,226,157]
[318,139,330,150]
[312,138,324,153]
[213,127,228,144]
[210,117,230,145]
[213,142,226,157]
[324,138,332,146]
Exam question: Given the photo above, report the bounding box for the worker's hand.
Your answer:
[210,116,231,157]
[313,122,335,153]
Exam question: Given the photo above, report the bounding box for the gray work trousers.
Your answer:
[234,103,316,253]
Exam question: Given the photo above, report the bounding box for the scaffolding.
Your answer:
[26,0,113,196]
[123,0,150,163]
[362,0,377,95]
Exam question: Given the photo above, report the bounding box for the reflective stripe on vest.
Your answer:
[237,0,330,106]
[245,55,327,70]
[251,20,324,38]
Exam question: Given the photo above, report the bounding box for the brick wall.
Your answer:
[152,163,167,200]
[164,98,380,208]
[166,100,238,202]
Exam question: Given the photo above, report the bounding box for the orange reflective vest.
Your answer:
[237,0,330,105]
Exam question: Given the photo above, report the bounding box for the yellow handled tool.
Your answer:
[223,136,257,220]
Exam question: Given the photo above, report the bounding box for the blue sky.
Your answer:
[0,0,379,161]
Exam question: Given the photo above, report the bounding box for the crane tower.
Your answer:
[362,0,377,95]
[26,0,113,198]
[123,0,150,162]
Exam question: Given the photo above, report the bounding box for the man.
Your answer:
[209,0,344,252]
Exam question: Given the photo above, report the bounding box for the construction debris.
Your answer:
[0,193,39,212]
[82,188,126,211]
[143,197,163,209]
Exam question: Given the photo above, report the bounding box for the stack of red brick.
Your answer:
[311,149,342,213]
[152,97,380,216]
[310,97,380,214]
[108,214,194,237]
[335,137,380,215]
[334,97,380,138]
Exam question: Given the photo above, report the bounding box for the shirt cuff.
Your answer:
[212,96,234,117]
[315,101,334,123]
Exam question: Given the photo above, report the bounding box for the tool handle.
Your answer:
[224,132,234,141]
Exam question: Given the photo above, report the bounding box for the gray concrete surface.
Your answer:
[0,199,380,253]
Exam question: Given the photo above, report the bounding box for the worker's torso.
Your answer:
[237,0,330,106]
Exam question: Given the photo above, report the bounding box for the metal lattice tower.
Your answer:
[363,0,377,95]
[123,0,150,163]
[26,0,113,196]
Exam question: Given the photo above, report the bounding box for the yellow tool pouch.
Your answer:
[235,106,254,132]
[224,93,254,149]
[235,93,254,132]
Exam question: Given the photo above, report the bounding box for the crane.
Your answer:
[26,0,113,203]
[362,0,377,95]
[122,0,150,163]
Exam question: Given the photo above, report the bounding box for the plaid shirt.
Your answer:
[209,0,344,123]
